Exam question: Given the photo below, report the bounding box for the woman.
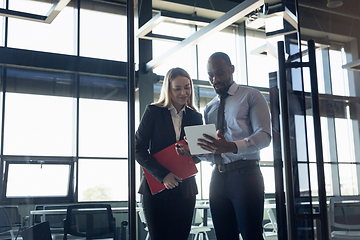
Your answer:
[135,67,203,240]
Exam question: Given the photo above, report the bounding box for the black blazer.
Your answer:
[135,104,203,199]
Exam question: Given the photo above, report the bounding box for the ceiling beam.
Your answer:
[143,0,264,71]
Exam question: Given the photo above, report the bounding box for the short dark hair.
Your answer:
[209,52,232,66]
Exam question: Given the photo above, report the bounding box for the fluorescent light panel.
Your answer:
[0,0,71,23]
[141,0,264,71]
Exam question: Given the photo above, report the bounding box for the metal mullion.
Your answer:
[308,39,329,240]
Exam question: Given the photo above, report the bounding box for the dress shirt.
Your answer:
[168,104,185,142]
[203,82,271,164]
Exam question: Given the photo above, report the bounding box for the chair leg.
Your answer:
[204,232,210,240]
[145,232,150,240]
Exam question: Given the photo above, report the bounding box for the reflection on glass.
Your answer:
[78,159,127,201]
[6,164,69,197]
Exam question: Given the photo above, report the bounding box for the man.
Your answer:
[178,52,271,240]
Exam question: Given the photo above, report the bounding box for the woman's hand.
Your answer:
[163,172,182,189]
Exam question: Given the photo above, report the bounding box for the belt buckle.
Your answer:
[217,164,225,173]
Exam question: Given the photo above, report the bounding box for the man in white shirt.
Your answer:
[178,52,271,240]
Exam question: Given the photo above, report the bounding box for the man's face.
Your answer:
[207,57,234,96]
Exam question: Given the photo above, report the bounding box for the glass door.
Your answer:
[266,0,360,239]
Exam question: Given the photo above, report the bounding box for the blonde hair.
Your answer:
[154,67,197,111]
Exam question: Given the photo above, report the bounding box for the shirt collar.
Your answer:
[168,104,186,114]
[228,82,238,96]
[218,82,238,99]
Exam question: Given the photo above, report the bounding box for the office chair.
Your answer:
[32,205,44,226]
[190,209,211,240]
[63,204,116,240]
[0,206,15,240]
[263,208,277,240]
[329,196,360,239]
[43,205,66,233]
[21,221,52,240]
[137,204,150,240]
[4,206,22,228]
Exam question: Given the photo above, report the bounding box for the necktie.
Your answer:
[214,94,228,165]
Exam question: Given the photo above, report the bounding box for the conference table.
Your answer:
[30,207,139,225]
[30,204,211,226]
[30,202,277,229]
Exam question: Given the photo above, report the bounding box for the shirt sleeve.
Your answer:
[234,90,271,155]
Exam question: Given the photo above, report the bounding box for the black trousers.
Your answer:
[209,164,265,240]
[142,191,196,240]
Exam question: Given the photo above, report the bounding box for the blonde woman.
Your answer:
[135,67,203,240]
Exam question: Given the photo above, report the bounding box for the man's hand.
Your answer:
[175,142,192,157]
[163,172,182,189]
[197,130,237,154]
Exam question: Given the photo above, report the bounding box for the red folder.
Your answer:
[143,140,198,195]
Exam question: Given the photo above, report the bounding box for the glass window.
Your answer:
[79,75,127,158]
[330,49,348,96]
[152,22,197,77]
[324,163,334,196]
[246,31,278,88]
[7,0,76,55]
[197,161,213,199]
[0,0,4,47]
[338,164,358,195]
[0,67,2,148]
[4,69,76,156]
[6,162,70,197]
[79,2,127,61]
[335,117,355,163]
[197,27,238,81]
[261,166,275,194]
[78,159,127,201]
[8,0,52,15]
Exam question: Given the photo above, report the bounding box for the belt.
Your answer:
[217,160,259,173]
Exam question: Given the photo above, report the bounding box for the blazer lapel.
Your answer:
[180,108,190,140]
[161,107,176,143]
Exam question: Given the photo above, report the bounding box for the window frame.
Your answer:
[1,156,75,204]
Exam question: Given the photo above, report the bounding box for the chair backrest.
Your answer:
[43,205,66,229]
[0,206,13,233]
[329,196,360,230]
[33,205,44,225]
[4,206,22,227]
[193,209,204,226]
[21,221,52,240]
[63,204,116,239]
[137,203,147,225]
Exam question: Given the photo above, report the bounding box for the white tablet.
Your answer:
[184,124,217,155]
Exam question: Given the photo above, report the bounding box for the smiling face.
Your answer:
[207,56,234,96]
[170,76,191,112]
